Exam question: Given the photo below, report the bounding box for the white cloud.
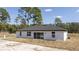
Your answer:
[55,16,62,18]
[44,9,53,12]
[76,9,79,12]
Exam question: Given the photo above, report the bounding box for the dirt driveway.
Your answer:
[0,40,67,51]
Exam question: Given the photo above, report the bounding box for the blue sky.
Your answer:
[5,7,79,24]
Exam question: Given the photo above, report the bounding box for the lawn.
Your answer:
[0,32,79,51]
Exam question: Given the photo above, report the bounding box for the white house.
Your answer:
[16,25,68,41]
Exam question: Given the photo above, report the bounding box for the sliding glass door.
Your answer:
[34,32,44,39]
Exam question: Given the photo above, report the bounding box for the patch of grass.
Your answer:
[0,33,79,51]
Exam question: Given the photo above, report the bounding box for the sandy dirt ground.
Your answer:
[0,40,67,51]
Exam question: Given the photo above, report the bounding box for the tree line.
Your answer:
[54,17,79,33]
[0,7,79,33]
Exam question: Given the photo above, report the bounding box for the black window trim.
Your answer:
[52,32,55,38]
[20,31,22,36]
[27,32,31,36]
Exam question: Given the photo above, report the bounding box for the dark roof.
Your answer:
[18,25,67,31]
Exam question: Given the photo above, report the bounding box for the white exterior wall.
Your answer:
[64,31,67,41]
[55,31,67,41]
[21,31,27,38]
[44,31,55,40]
[16,31,33,38]
[16,31,67,41]
[16,31,20,38]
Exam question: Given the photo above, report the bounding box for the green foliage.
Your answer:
[55,22,79,33]
[55,17,62,26]
[54,17,79,33]
[66,23,79,33]
[16,7,43,26]
[7,25,16,33]
[0,8,10,23]
[19,24,29,29]
[0,23,17,33]
[0,23,8,32]
[32,7,42,25]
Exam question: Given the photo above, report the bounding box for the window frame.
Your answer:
[27,32,31,36]
[52,32,55,38]
[20,31,22,36]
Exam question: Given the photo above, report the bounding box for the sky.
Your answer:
[5,7,79,24]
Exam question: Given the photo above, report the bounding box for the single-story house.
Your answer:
[16,25,68,41]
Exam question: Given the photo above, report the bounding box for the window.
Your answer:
[20,31,22,36]
[27,32,31,36]
[52,32,55,38]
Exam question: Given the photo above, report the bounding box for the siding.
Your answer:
[16,31,67,41]
[55,31,67,41]
[44,31,55,40]
[64,31,67,41]
[16,31,20,38]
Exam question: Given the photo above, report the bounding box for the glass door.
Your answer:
[34,32,44,39]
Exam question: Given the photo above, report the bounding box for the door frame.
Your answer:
[34,32,44,39]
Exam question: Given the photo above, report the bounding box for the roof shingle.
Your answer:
[18,25,67,31]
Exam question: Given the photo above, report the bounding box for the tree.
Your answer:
[55,22,79,33]
[55,16,62,26]
[15,7,32,25]
[16,7,42,26]
[0,8,10,23]
[32,7,42,25]
[68,22,79,33]
[0,8,10,32]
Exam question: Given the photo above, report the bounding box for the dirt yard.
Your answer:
[0,40,66,51]
[0,32,79,51]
